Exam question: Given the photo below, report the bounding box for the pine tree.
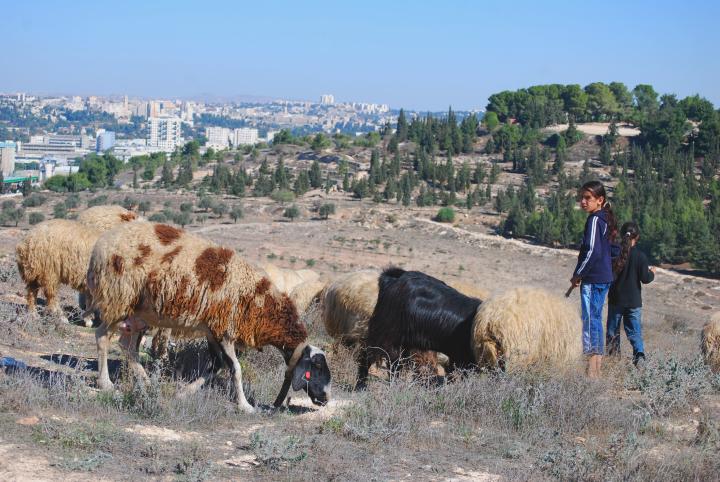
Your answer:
[161,161,174,187]
[553,135,567,174]
[396,108,409,142]
[309,160,322,188]
[274,158,289,190]
[294,170,310,196]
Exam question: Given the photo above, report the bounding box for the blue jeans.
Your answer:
[580,282,610,355]
[606,305,645,358]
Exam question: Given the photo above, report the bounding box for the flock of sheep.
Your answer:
[12,205,720,413]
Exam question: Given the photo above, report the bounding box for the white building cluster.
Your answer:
[205,127,259,149]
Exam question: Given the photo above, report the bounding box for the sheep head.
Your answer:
[274,343,331,407]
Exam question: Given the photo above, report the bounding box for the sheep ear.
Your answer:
[291,350,311,391]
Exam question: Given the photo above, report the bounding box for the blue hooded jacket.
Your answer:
[573,209,614,284]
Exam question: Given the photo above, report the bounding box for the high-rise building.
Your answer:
[320,94,335,105]
[147,101,159,118]
[148,117,183,152]
[96,130,116,152]
[182,101,194,123]
[206,127,231,149]
[234,128,258,146]
[0,141,17,176]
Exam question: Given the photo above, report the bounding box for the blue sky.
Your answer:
[4,0,719,111]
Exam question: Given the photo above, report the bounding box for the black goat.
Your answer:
[357,267,482,389]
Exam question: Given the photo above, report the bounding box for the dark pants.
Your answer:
[606,305,645,360]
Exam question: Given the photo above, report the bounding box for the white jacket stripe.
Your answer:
[576,216,598,275]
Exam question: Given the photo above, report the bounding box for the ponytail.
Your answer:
[613,221,640,274]
[602,202,618,241]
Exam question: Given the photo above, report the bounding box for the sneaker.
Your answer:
[633,353,646,368]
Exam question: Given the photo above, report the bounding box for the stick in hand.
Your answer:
[564,285,575,298]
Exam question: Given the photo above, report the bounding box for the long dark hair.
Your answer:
[613,221,640,274]
[579,180,617,241]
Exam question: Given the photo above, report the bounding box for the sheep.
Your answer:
[357,267,579,388]
[77,205,139,231]
[261,263,319,294]
[358,267,482,387]
[322,271,490,346]
[446,280,490,303]
[701,313,720,373]
[471,287,581,371]
[15,205,140,325]
[321,270,380,346]
[16,220,101,325]
[289,279,326,315]
[87,221,331,413]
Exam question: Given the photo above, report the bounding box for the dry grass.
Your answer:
[0,205,719,481]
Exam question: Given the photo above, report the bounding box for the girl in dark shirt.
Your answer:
[606,221,656,366]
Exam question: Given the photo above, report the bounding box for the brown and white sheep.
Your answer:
[15,205,139,325]
[87,222,331,413]
[701,313,720,373]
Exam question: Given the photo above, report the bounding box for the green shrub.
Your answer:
[271,189,295,204]
[87,195,108,207]
[22,193,48,208]
[283,204,300,221]
[230,205,243,223]
[64,193,80,209]
[319,203,335,220]
[53,202,68,219]
[435,207,455,223]
[29,212,45,225]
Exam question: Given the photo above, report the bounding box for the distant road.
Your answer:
[543,122,640,137]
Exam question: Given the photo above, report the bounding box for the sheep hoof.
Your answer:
[238,403,255,414]
[97,379,114,391]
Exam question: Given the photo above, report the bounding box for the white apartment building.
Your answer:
[148,117,183,152]
[206,127,231,149]
[234,128,258,146]
[0,141,16,176]
[320,94,335,105]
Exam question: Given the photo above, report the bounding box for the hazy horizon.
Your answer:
[4,0,720,111]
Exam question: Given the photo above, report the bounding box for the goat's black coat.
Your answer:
[358,267,482,386]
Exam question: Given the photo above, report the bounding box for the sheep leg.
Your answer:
[119,328,150,385]
[177,336,224,397]
[25,281,39,315]
[355,347,370,391]
[219,338,255,414]
[44,282,68,323]
[79,291,95,327]
[150,329,170,360]
[95,322,114,390]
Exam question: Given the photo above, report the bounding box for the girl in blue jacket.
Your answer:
[571,181,617,378]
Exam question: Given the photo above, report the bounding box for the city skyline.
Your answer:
[4,0,720,111]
